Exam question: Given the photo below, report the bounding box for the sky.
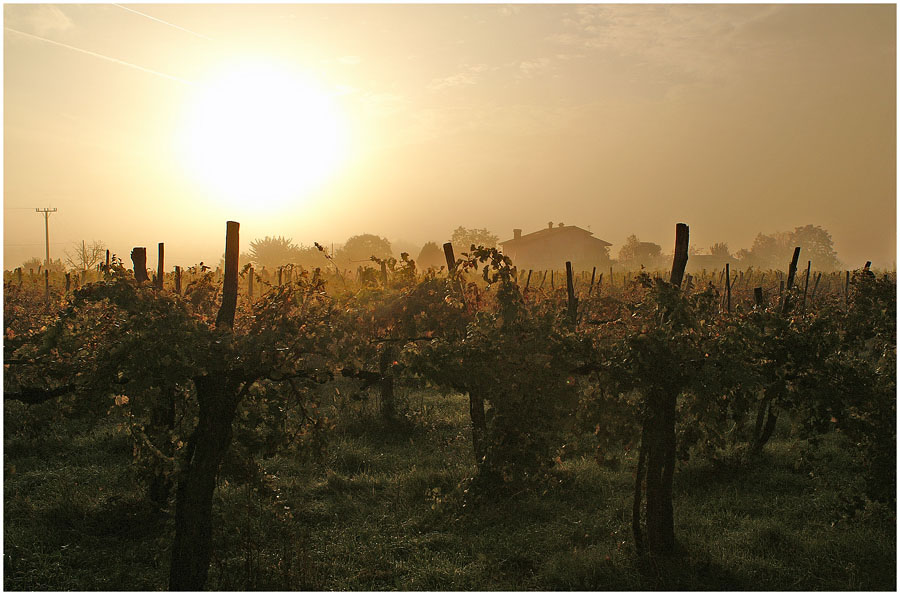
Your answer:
[3,3,896,270]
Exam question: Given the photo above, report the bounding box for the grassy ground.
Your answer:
[4,391,896,590]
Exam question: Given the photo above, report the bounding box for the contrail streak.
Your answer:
[5,27,193,85]
[113,4,213,41]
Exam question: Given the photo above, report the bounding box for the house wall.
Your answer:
[503,230,610,271]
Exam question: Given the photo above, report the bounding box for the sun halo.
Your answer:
[177,60,347,211]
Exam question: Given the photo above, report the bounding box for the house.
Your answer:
[499,222,612,271]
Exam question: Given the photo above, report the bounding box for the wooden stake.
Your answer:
[754,287,764,308]
[801,260,811,309]
[248,266,254,300]
[175,266,182,295]
[725,263,731,312]
[811,272,821,300]
[157,243,165,290]
[131,247,149,283]
[443,242,456,273]
[588,266,596,296]
[670,223,689,287]
[565,261,577,324]
[524,269,532,290]
[781,246,801,314]
[215,221,239,330]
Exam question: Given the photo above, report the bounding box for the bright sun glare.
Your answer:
[178,60,347,210]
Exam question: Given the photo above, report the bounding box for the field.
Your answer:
[3,239,896,591]
[5,390,895,591]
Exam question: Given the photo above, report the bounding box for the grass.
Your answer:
[4,391,896,590]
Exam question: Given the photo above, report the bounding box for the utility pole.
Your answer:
[35,207,57,267]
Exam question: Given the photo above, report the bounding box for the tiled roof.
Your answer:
[500,225,612,247]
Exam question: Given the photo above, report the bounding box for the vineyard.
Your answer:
[4,221,896,590]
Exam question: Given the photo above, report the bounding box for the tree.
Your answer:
[791,224,840,270]
[336,234,392,267]
[738,225,840,271]
[416,241,445,270]
[618,235,662,268]
[450,226,499,251]
[22,256,65,273]
[65,240,106,271]
[709,242,731,258]
[247,236,302,269]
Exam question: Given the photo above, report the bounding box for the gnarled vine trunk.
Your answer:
[168,220,241,591]
[168,375,240,590]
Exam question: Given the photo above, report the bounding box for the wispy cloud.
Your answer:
[359,92,408,117]
[549,5,786,81]
[517,57,551,79]
[427,63,491,91]
[6,5,73,36]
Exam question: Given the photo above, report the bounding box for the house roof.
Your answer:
[500,225,612,247]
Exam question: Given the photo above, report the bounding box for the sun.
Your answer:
[177,59,347,210]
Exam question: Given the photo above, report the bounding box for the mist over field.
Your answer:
[4,4,895,272]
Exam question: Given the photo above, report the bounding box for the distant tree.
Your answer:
[618,235,641,262]
[337,234,392,266]
[737,225,840,271]
[618,235,662,267]
[417,241,446,270]
[65,240,106,272]
[709,242,731,258]
[791,224,841,270]
[22,256,65,274]
[295,244,328,269]
[450,226,499,251]
[247,236,302,269]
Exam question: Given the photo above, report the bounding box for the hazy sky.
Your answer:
[4,3,896,270]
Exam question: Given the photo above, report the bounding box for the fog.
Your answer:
[4,4,895,271]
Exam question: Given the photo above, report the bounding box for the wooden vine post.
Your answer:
[443,242,456,273]
[631,223,689,556]
[801,260,811,309]
[443,240,486,464]
[248,266,254,300]
[751,247,801,455]
[725,263,731,313]
[565,261,577,325]
[169,221,241,591]
[633,222,688,558]
[131,247,149,283]
[781,247,801,315]
[174,266,182,295]
[157,243,165,290]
